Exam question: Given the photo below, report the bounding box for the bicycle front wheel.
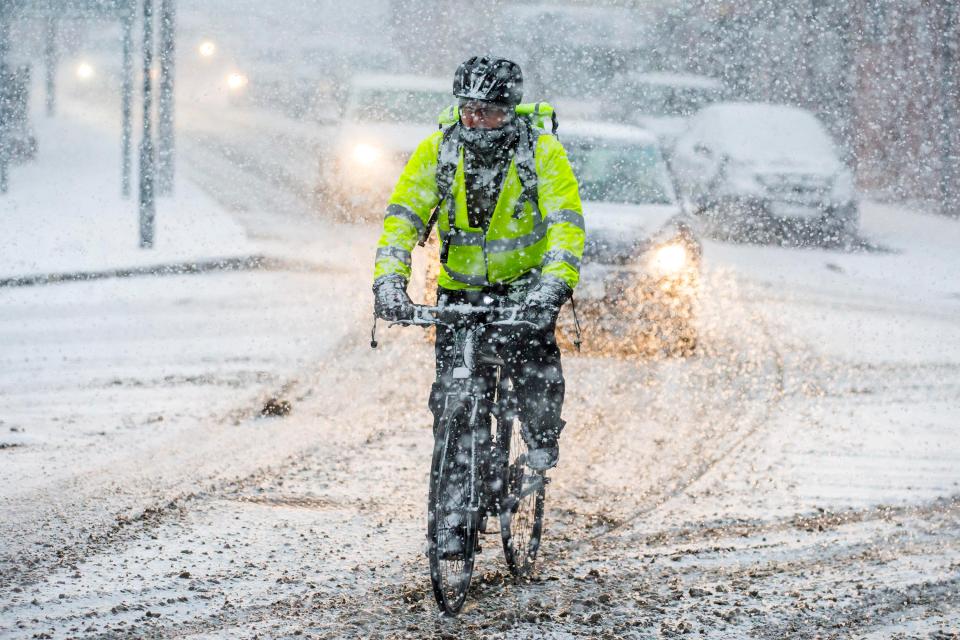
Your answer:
[427,401,479,614]
[498,419,546,578]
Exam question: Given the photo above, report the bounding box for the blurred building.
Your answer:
[849,1,959,215]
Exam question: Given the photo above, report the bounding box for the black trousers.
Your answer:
[428,287,565,446]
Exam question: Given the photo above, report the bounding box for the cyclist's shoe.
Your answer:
[526,444,559,471]
[522,421,562,471]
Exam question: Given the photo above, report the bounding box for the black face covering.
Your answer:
[459,121,517,158]
[460,121,519,229]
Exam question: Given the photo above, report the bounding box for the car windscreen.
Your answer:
[347,88,451,124]
[564,138,674,205]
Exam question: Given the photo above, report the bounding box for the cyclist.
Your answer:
[371,56,585,471]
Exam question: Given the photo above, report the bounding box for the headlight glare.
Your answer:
[651,243,688,275]
[350,143,381,165]
[226,72,248,91]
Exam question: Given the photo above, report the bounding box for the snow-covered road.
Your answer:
[1,100,959,638]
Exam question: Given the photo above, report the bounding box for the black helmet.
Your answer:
[452,56,523,106]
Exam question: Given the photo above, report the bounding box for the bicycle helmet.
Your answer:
[453,56,523,106]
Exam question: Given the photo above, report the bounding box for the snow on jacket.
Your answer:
[373,128,585,291]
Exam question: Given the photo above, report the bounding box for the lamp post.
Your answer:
[138,0,156,247]
[0,3,10,194]
[157,0,175,195]
[44,15,57,116]
[121,0,134,197]
[940,1,959,218]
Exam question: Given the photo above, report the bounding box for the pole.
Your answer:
[157,0,175,195]
[139,0,156,247]
[121,0,134,197]
[940,1,959,217]
[0,4,10,194]
[44,15,57,116]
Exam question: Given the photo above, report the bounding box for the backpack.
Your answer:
[417,102,558,248]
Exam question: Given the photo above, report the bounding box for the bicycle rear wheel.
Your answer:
[427,401,479,614]
[498,418,546,578]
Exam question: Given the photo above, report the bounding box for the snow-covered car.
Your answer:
[317,74,451,220]
[671,102,858,240]
[562,121,701,356]
[611,71,725,153]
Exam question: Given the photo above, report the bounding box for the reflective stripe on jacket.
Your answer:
[373,129,585,290]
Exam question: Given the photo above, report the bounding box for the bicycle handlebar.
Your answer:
[371,304,538,349]
[393,304,536,329]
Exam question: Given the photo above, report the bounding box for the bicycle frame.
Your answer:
[400,305,531,516]
[373,303,547,613]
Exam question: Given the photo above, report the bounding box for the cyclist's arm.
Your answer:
[535,135,585,289]
[373,132,443,283]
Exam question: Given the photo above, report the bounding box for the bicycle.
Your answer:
[372,303,549,615]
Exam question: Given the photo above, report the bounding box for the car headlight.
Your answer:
[349,143,382,166]
[226,72,248,91]
[650,242,688,275]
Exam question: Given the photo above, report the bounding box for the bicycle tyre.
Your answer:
[498,417,546,578]
[427,401,479,614]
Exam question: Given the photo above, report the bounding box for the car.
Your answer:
[317,74,451,220]
[560,121,701,356]
[670,102,858,241]
[611,71,726,153]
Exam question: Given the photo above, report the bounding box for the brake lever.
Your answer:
[488,307,537,329]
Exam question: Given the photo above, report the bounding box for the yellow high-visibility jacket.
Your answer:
[373,127,585,291]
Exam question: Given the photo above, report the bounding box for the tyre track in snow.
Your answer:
[0,326,361,591]
[566,310,787,550]
[544,268,787,549]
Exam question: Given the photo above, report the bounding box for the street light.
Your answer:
[198,40,215,58]
[76,61,94,80]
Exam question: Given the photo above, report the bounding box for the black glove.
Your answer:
[373,274,414,321]
[520,276,572,331]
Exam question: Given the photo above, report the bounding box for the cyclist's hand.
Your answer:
[520,276,572,331]
[373,274,415,321]
[519,302,558,332]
